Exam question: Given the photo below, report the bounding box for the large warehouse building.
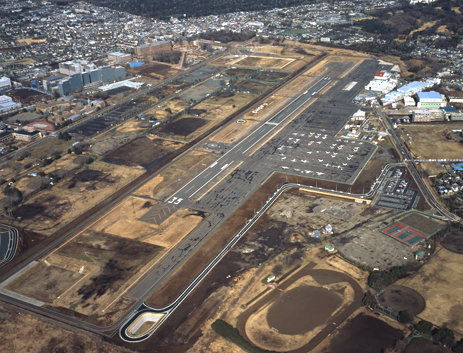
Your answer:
[416,92,445,108]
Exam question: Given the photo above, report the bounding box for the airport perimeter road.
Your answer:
[376,108,460,222]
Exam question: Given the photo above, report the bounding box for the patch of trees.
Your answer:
[211,319,278,353]
[358,19,397,35]
[397,310,413,324]
[152,51,182,64]
[57,131,71,141]
[367,266,408,289]
[87,0,314,19]
[198,30,256,43]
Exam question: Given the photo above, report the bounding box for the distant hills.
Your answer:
[85,0,314,19]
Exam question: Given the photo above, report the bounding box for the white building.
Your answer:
[107,52,132,64]
[365,79,395,93]
[59,59,97,76]
[416,92,445,108]
[0,77,11,91]
[403,96,415,106]
[0,95,21,113]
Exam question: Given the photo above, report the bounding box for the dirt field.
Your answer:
[441,232,463,254]
[418,161,446,178]
[190,101,240,119]
[41,154,88,175]
[231,79,271,94]
[102,136,184,169]
[164,99,191,115]
[377,285,426,316]
[174,150,215,170]
[0,305,130,353]
[312,309,406,353]
[7,262,84,304]
[28,138,74,160]
[136,62,181,79]
[400,123,463,159]
[11,162,143,236]
[141,107,170,122]
[8,87,51,103]
[203,91,256,107]
[91,198,206,248]
[234,56,294,70]
[135,165,190,200]
[158,116,211,139]
[115,119,152,134]
[398,246,463,332]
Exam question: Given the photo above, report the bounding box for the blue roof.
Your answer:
[452,163,463,171]
[442,107,456,113]
[397,82,427,94]
[417,91,441,100]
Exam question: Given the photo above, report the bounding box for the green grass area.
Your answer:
[28,138,74,160]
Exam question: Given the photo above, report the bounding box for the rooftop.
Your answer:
[417,91,442,100]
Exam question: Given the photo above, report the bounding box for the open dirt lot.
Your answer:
[313,309,406,353]
[190,101,240,119]
[441,232,463,254]
[135,165,191,201]
[91,197,206,248]
[136,62,181,79]
[223,68,255,77]
[41,154,88,175]
[179,78,225,102]
[0,305,130,353]
[102,136,184,169]
[115,119,152,134]
[400,123,463,159]
[11,162,143,236]
[404,338,450,353]
[418,161,446,178]
[7,88,51,104]
[158,116,212,140]
[377,285,426,316]
[398,246,463,332]
[234,56,294,70]
[164,99,191,115]
[7,262,84,304]
[141,107,170,122]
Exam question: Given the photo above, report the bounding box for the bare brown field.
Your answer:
[102,136,184,168]
[115,119,152,134]
[191,101,239,119]
[189,154,219,173]
[142,107,170,121]
[11,162,144,236]
[251,46,284,55]
[235,56,294,69]
[175,150,212,170]
[401,124,463,159]
[275,75,318,97]
[91,197,206,248]
[164,99,191,115]
[41,154,88,175]
[282,58,311,72]
[7,262,84,304]
[418,162,447,179]
[0,305,130,353]
[397,246,463,332]
[135,165,190,200]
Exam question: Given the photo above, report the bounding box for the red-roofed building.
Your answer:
[375,71,390,80]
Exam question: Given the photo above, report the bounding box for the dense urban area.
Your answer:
[0,0,462,352]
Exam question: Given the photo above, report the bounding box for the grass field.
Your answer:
[231,79,271,94]
[203,92,256,107]
[398,246,463,332]
[28,138,74,160]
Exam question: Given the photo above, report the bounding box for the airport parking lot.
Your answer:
[376,168,419,210]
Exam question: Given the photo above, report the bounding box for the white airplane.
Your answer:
[305,170,312,174]
[295,139,300,143]
[281,156,286,160]
[353,147,359,152]
[316,172,325,175]
[331,155,336,158]
[342,163,347,166]
[337,165,341,169]
[288,138,293,141]
[293,133,298,136]
[290,159,295,162]
[325,151,330,154]
[300,134,305,137]
[282,166,289,169]
[309,132,314,136]
[278,146,283,150]
[332,152,337,156]
[294,168,300,171]
[307,151,313,154]
[308,141,314,145]
[318,159,323,162]
[302,160,308,163]
[336,139,341,142]
[359,142,363,145]
[349,154,353,158]
[324,163,330,167]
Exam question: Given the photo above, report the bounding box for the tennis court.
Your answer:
[381,222,427,247]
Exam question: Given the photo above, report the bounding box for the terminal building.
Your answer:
[58,66,126,96]
[416,92,445,108]
[108,52,132,64]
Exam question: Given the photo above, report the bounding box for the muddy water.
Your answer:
[266,286,342,335]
